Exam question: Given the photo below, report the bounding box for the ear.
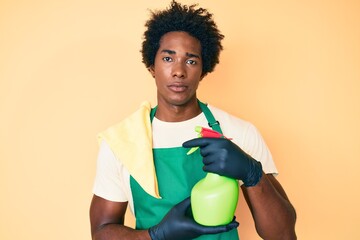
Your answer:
[148,66,155,78]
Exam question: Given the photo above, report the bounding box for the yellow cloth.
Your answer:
[98,101,160,198]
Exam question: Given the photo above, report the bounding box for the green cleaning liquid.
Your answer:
[191,172,239,226]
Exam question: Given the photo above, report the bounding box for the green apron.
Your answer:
[130,101,239,240]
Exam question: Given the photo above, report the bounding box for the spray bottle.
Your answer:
[187,126,239,226]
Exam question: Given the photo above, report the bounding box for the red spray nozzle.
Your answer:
[187,126,231,155]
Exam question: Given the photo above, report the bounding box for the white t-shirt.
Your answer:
[92,105,278,214]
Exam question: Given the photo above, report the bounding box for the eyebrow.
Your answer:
[161,49,201,59]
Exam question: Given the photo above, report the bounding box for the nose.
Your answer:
[172,62,186,79]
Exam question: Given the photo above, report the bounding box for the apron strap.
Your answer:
[150,105,157,122]
[198,100,223,134]
[150,99,222,134]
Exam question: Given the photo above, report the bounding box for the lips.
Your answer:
[168,83,187,92]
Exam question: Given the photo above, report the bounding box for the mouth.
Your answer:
[168,83,187,93]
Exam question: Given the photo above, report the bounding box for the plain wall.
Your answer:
[1,0,359,239]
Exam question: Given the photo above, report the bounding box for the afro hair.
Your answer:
[141,0,224,77]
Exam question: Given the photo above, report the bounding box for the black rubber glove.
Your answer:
[148,197,239,240]
[183,138,263,187]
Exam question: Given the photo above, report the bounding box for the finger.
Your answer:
[183,138,219,148]
[196,220,239,234]
[174,197,191,212]
[226,218,240,231]
[201,153,218,164]
[183,138,211,148]
[202,163,221,174]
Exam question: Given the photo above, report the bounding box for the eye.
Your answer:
[186,59,196,65]
[162,57,173,62]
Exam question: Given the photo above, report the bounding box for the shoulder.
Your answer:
[207,104,265,152]
[207,104,278,174]
[207,104,253,136]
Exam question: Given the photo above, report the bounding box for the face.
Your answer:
[149,31,203,107]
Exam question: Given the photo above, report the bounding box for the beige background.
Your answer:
[1,0,359,239]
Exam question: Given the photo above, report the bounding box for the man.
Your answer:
[90,1,297,239]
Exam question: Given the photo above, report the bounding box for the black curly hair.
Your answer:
[141,0,224,77]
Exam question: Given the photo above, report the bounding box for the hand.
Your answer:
[183,138,263,187]
[148,197,239,240]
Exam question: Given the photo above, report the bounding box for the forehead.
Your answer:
[159,31,201,54]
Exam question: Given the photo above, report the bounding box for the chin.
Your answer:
[159,93,197,106]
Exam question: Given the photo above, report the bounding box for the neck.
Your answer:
[155,99,202,122]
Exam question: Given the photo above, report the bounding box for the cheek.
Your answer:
[189,80,201,91]
[195,81,201,89]
[191,71,203,85]
[154,63,170,78]
[191,65,203,79]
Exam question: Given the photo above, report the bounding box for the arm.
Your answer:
[90,195,150,240]
[242,173,297,240]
